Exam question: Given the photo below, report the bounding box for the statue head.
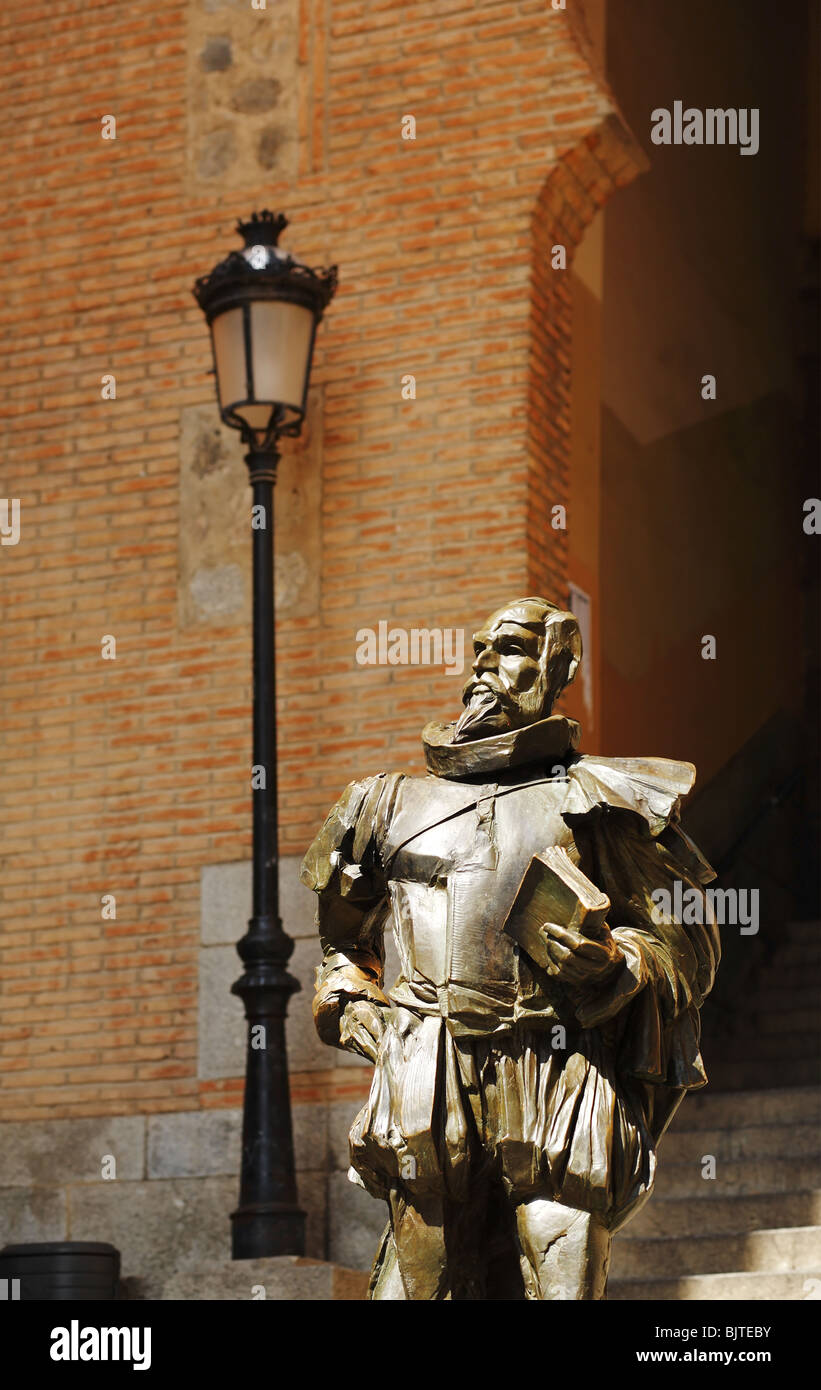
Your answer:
[453,597,582,744]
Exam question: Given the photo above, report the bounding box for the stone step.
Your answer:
[607,1268,821,1301]
[743,970,821,998]
[659,1121,820,1164]
[666,1084,820,1130]
[611,1225,821,1279]
[652,1154,821,1199]
[777,963,821,986]
[705,1033,821,1062]
[628,1189,821,1238]
[745,986,821,1013]
[122,1256,368,1301]
[785,922,821,941]
[706,1058,820,1090]
[775,943,821,967]
[757,1009,821,1036]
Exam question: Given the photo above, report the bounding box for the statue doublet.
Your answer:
[301,715,720,1227]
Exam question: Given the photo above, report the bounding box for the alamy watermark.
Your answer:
[50,1321,151,1371]
[1,498,20,546]
[651,880,759,935]
[651,103,759,156]
[356,621,465,676]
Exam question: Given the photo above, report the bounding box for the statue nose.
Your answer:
[473,649,497,674]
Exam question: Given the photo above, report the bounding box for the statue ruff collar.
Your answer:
[421,713,581,780]
[421,713,703,845]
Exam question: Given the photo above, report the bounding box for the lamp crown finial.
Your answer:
[237,210,288,248]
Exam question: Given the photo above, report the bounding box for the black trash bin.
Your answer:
[0,1242,120,1300]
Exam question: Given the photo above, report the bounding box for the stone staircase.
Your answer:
[608,1085,821,1299]
[705,921,821,1091]
[610,916,821,1298]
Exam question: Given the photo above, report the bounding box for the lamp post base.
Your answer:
[230,915,305,1260]
[230,1204,307,1262]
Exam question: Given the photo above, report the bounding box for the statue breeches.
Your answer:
[349,1006,655,1224]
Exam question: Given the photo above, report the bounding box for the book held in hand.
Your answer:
[503,846,611,971]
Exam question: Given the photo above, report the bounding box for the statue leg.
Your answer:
[369,1188,450,1300]
[369,1184,491,1299]
[513,1197,611,1300]
[367,1219,407,1300]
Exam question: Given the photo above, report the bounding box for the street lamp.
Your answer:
[193,211,337,1259]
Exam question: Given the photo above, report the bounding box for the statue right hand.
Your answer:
[338,998,389,1063]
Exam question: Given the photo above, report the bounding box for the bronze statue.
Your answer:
[301,598,720,1299]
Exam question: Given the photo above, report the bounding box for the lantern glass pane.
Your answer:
[250,300,314,411]
[211,307,246,413]
[236,403,275,431]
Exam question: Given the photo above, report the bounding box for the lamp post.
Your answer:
[193,211,337,1259]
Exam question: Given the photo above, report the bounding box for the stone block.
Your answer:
[327,1170,388,1273]
[200,861,252,946]
[146,1102,329,1180]
[178,395,321,631]
[199,35,232,72]
[69,1176,237,1279]
[147,1110,240,1179]
[186,0,300,189]
[297,1169,326,1263]
[188,563,244,619]
[292,1100,328,1174]
[328,1098,367,1172]
[197,945,246,1080]
[0,1116,145,1187]
[280,856,318,940]
[0,1186,67,1244]
[200,856,318,948]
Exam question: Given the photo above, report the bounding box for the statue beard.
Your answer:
[453,674,549,744]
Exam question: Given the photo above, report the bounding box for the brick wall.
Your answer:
[0,0,641,1141]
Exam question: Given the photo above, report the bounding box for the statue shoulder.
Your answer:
[564,753,696,837]
[300,772,405,892]
[335,770,405,819]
